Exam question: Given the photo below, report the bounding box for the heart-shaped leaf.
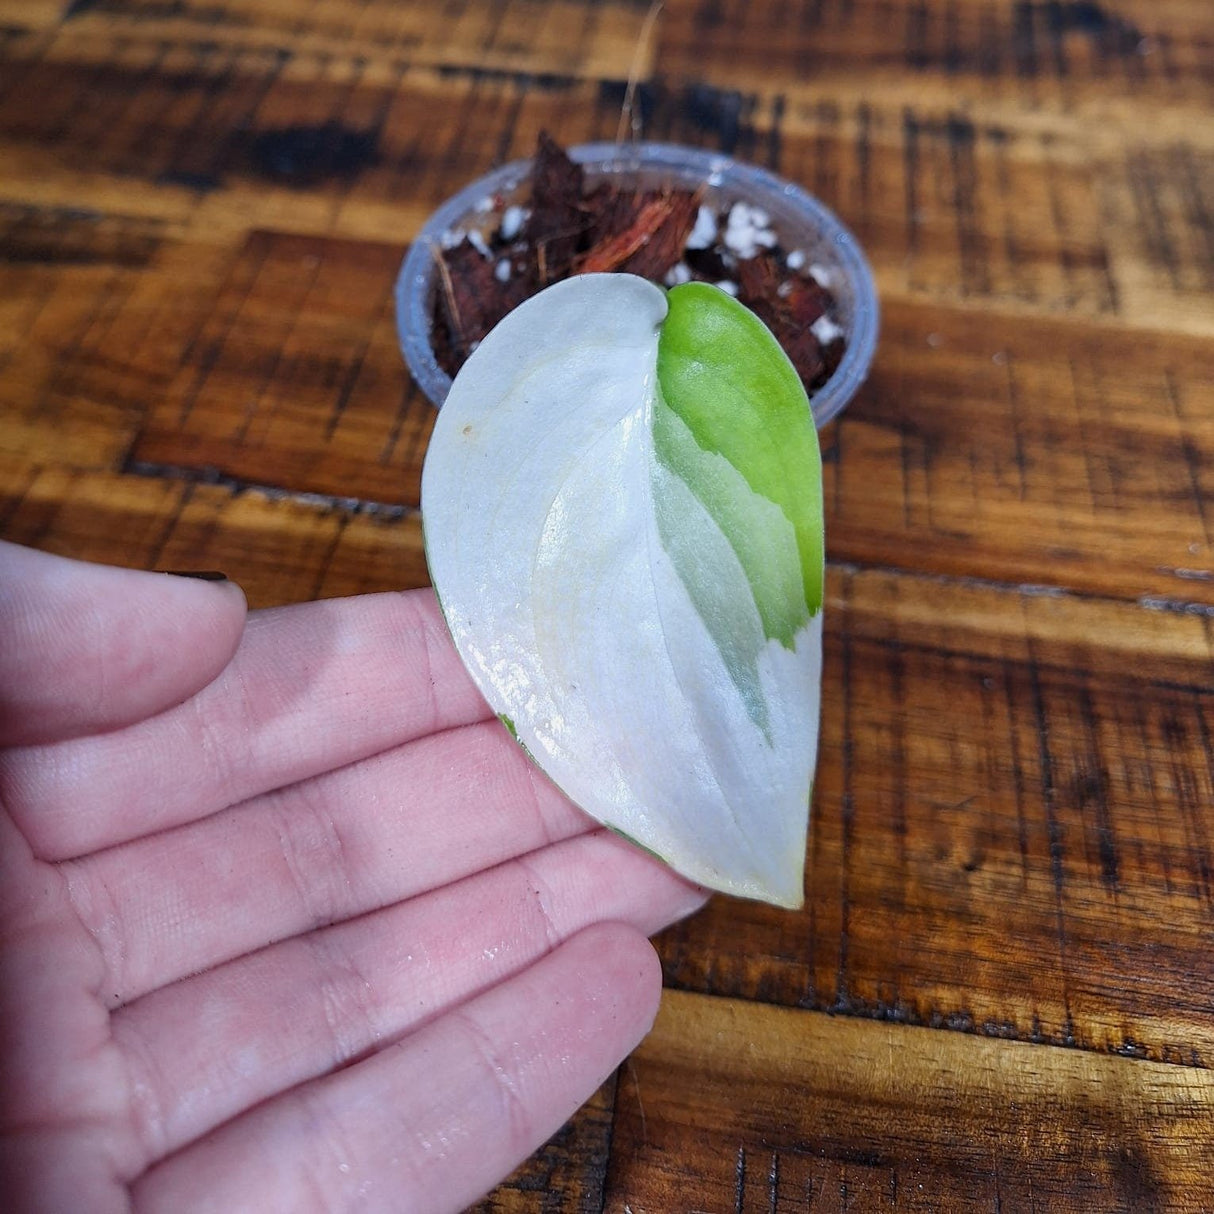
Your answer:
[421,274,823,907]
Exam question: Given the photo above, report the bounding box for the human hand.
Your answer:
[0,542,706,1212]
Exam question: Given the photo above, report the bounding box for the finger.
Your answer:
[114,831,705,1163]
[65,720,590,1004]
[3,589,491,860]
[131,922,661,1214]
[0,807,140,1214]
[0,542,246,748]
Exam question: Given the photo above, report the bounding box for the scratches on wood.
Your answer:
[0,462,429,606]
[833,298,1214,604]
[1026,652,1077,1046]
[657,0,1214,114]
[607,991,1214,1211]
[125,228,426,505]
[0,201,167,269]
[55,0,658,80]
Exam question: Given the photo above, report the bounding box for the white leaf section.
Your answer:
[421,274,820,907]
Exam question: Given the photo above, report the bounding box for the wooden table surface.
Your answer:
[3,0,1213,1208]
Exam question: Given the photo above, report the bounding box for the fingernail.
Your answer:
[160,570,229,581]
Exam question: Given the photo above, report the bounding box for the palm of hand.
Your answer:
[0,543,703,1212]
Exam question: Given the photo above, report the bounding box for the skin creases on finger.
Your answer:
[4,589,491,863]
[64,717,594,1007]
[131,922,663,1214]
[111,829,707,1165]
[0,808,145,1214]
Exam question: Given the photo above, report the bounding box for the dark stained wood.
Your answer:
[608,990,1214,1211]
[827,299,1214,605]
[472,1080,617,1214]
[2,0,1213,1209]
[4,40,1211,603]
[0,461,430,605]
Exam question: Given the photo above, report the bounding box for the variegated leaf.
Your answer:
[421,274,823,907]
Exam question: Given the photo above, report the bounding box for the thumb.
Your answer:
[0,542,247,747]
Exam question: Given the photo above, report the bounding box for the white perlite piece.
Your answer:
[732,201,769,227]
[685,204,718,250]
[723,201,777,259]
[500,205,528,241]
[811,315,845,345]
[467,230,491,258]
[785,249,806,270]
[715,279,739,296]
[494,258,512,283]
[809,263,833,288]
[664,261,693,287]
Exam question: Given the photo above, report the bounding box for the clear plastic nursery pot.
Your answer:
[395,142,879,428]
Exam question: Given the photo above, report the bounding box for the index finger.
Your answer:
[0,541,247,747]
[3,591,493,861]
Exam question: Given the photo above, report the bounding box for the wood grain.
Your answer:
[657,564,1214,1063]
[475,1080,618,1214]
[52,0,658,80]
[608,990,1214,1211]
[4,38,1210,606]
[2,0,1213,1209]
